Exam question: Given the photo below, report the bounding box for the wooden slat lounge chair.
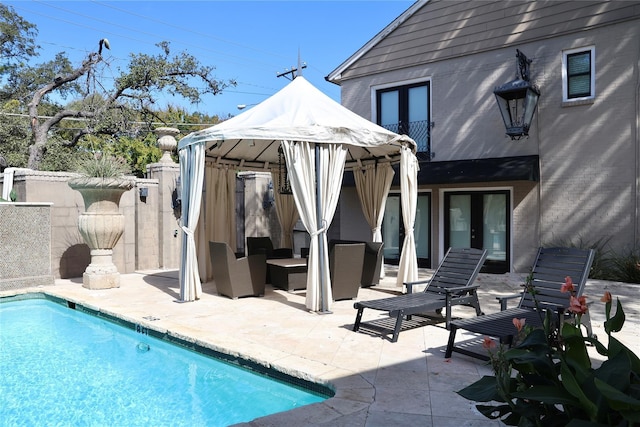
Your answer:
[353,247,488,342]
[444,246,595,360]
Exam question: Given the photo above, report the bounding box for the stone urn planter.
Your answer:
[155,127,179,163]
[68,177,135,289]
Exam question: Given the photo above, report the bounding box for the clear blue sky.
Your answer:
[8,1,414,121]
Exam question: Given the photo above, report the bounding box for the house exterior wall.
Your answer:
[333,0,640,272]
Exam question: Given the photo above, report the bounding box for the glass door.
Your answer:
[444,191,510,273]
[382,193,431,267]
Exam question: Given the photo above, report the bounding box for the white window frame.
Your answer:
[562,46,595,103]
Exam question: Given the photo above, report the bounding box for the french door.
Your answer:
[444,190,510,273]
[382,193,431,268]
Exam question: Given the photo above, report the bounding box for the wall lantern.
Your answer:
[263,181,275,209]
[494,49,540,140]
[277,145,293,194]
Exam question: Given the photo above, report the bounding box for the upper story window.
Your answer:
[562,46,595,102]
[376,81,431,158]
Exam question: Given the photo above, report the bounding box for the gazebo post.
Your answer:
[316,144,330,313]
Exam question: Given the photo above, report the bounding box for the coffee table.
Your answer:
[267,258,307,291]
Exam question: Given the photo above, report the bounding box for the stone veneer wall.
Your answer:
[0,203,55,290]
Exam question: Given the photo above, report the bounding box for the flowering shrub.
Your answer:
[457,277,640,426]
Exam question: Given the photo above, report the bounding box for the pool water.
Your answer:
[0,298,328,426]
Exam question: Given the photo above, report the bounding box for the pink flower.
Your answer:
[482,336,496,350]
[560,276,575,293]
[569,295,588,315]
[600,291,612,303]
[512,317,526,332]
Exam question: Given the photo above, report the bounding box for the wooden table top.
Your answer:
[266,258,308,268]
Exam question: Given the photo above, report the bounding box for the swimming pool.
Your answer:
[0,295,330,426]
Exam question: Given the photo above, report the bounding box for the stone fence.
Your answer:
[0,163,180,283]
[0,202,55,290]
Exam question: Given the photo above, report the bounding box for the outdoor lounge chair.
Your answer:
[330,242,366,300]
[209,241,267,299]
[329,239,383,287]
[444,246,595,360]
[246,236,293,259]
[353,247,488,342]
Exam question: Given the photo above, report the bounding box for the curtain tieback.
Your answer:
[310,220,327,238]
[181,226,194,236]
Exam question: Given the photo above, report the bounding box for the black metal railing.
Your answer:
[382,119,431,156]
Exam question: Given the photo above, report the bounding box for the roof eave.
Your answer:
[325,0,429,85]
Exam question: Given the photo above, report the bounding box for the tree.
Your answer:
[25,40,236,170]
[0,3,39,75]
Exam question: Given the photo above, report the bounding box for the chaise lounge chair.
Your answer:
[444,246,595,360]
[353,247,488,342]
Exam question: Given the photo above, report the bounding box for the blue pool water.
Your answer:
[0,297,328,426]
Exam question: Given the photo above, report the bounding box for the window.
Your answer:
[562,47,595,102]
[376,82,431,158]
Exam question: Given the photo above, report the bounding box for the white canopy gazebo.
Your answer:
[177,76,418,312]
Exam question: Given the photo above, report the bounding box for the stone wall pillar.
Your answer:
[240,171,282,248]
[147,127,181,269]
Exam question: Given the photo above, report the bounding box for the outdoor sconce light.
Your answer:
[494,49,540,140]
[139,186,148,202]
[277,145,293,195]
[171,176,182,211]
[263,181,275,209]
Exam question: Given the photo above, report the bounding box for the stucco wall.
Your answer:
[336,9,639,271]
[1,165,180,280]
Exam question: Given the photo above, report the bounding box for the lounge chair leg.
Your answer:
[445,325,457,358]
[471,291,482,316]
[353,307,364,332]
[392,313,403,342]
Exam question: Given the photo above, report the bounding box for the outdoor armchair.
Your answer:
[209,241,267,299]
[246,236,293,259]
[330,242,366,301]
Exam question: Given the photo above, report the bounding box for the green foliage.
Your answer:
[38,137,79,172]
[79,133,161,178]
[73,152,131,179]
[0,4,39,75]
[0,100,29,168]
[458,289,640,426]
[605,246,640,284]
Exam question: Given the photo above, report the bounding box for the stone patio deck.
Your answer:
[2,268,638,426]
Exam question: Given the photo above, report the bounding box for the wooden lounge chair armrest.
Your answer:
[404,279,431,294]
[497,293,523,310]
[443,284,480,294]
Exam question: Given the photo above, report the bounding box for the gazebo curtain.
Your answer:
[281,140,346,312]
[178,142,205,301]
[354,162,394,278]
[196,164,237,281]
[271,168,299,249]
[396,146,419,287]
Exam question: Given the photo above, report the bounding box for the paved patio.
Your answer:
[3,268,638,426]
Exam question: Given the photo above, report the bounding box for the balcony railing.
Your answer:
[382,119,431,157]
